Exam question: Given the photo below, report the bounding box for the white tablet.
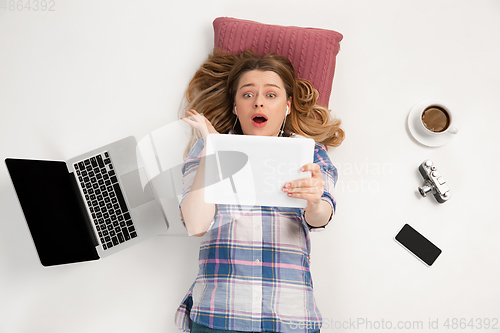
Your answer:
[204,134,315,208]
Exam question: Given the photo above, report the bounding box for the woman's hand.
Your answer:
[179,109,218,236]
[282,163,325,213]
[181,109,218,139]
[283,163,332,227]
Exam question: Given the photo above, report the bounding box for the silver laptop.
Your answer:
[204,134,315,208]
[5,136,167,266]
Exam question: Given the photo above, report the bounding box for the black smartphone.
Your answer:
[395,224,442,266]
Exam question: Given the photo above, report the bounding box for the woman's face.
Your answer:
[233,70,291,136]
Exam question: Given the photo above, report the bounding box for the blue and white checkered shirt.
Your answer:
[175,135,337,333]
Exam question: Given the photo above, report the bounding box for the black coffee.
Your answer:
[422,106,450,133]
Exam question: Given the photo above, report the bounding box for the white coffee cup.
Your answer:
[415,100,458,136]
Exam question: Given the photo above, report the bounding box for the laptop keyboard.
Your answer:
[74,151,137,250]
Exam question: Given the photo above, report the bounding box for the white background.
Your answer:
[1,1,500,332]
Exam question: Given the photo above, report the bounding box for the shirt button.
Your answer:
[255,259,260,264]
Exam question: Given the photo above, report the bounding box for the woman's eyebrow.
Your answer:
[239,83,282,90]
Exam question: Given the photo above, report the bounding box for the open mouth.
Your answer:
[252,114,268,126]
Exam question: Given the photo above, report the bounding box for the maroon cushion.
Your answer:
[213,17,343,107]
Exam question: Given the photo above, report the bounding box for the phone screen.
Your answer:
[395,224,442,266]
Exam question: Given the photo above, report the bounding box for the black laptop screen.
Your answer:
[5,158,99,266]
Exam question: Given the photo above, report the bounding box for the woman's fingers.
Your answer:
[301,163,322,178]
[283,178,324,196]
[282,163,324,202]
[181,109,218,138]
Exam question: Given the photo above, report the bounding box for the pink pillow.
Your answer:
[213,17,343,107]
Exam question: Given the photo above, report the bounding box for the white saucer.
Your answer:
[407,101,456,147]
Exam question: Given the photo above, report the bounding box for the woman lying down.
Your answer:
[174,49,345,333]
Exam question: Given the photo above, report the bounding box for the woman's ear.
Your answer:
[287,98,292,115]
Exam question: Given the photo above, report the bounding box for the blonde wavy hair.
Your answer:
[181,49,345,155]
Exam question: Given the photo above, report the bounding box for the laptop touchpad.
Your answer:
[119,168,155,208]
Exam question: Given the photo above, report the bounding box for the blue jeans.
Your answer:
[190,322,320,333]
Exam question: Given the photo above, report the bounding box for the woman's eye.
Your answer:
[243,93,253,98]
[267,93,276,98]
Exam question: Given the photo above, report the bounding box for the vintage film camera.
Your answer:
[418,160,451,203]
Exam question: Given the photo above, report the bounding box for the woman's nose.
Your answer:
[254,95,264,108]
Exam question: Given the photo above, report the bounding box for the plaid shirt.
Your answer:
[175,135,337,333]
